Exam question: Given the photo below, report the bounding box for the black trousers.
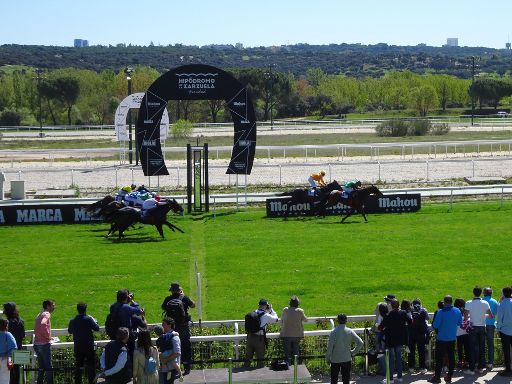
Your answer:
[330,361,351,384]
[408,332,426,369]
[176,325,192,371]
[500,332,512,372]
[434,340,455,379]
[74,348,96,384]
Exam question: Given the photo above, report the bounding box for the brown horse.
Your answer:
[106,198,184,240]
[276,180,343,216]
[315,185,383,222]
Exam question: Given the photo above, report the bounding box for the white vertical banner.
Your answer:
[114,92,169,141]
[196,272,202,326]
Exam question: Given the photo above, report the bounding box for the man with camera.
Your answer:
[244,299,279,368]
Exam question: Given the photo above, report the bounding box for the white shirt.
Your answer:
[255,309,279,335]
[142,198,158,211]
[465,298,491,327]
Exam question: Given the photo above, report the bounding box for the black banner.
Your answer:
[137,64,257,176]
[266,194,421,217]
[0,204,101,225]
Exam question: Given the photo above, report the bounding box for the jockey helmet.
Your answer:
[155,195,161,202]
[122,185,132,193]
[319,170,326,176]
[130,183,137,190]
[355,179,362,187]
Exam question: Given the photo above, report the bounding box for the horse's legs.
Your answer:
[341,212,352,223]
[361,207,368,222]
[155,223,165,238]
[165,221,185,234]
[106,223,117,238]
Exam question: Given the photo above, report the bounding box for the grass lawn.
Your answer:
[1,200,511,329]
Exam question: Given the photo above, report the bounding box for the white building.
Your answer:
[445,38,458,47]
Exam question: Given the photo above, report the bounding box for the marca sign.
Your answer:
[266,194,421,217]
[0,204,102,225]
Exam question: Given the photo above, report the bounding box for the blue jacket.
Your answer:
[0,332,17,357]
[68,314,100,351]
[432,306,462,341]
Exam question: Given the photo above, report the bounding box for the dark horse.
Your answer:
[86,195,123,219]
[106,198,184,240]
[315,185,383,222]
[276,180,343,216]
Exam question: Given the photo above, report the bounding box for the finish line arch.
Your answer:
[137,64,257,176]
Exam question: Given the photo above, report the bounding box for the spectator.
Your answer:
[154,325,182,383]
[483,287,499,369]
[157,318,181,384]
[133,329,159,384]
[280,295,308,365]
[245,299,279,368]
[109,289,145,354]
[161,282,195,375]
[33,299,56,384]
[464,286,493,375]
[0,318,17,384]
[373,301,390,376]
[379,298,411,383]
[3,302,25,384]
[496,286,512,377]
[428,295,462,384]
[326,313,363,384]
[453,298,470,370]
[100,327,131,384]
[408,299,429,374]
[68,302,100,384]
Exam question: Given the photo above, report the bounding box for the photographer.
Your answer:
[244,299,279,368]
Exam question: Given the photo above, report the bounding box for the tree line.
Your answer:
[0,65,511,126]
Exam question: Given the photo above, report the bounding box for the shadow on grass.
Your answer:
[105,235,164,243]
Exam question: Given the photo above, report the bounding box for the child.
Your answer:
[154,325,183,382]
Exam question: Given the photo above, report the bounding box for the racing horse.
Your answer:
[276,180,343,216]
[86,195,116,218]
[315,185,383,222]
[106,198,184,240]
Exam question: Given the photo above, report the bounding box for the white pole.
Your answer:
[196,272,202,326]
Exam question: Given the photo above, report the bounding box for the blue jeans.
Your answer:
[33,343,53,384]
[468,326,486,370]
[387,347,403,379]
[159,370,178,384]
[485,325,495,365]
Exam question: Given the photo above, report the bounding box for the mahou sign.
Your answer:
[137,64,257,176]
[266,194,421,217]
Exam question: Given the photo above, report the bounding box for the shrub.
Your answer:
[0,110,22,126]
[430,123,450,136]
[171,119,193,139]
[375,119,408,137]
[407,119,431,136]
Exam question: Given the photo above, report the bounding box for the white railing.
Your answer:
[2,138,512,161]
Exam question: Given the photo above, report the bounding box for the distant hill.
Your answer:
[1,43,511,77]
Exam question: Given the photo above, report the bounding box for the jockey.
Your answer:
[141,195,165,220]
[308,170,327,189]
[115,184,136,203]
[342,179,362,199]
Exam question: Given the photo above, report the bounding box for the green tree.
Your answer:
[409,85,438,116]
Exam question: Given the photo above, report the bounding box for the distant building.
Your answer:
[235,42,244,50]
[74,39,89,48]
[445,38,458,47]
[506,42,511,50]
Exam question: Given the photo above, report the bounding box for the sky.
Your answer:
[1,1,511,49]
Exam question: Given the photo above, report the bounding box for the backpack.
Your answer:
[165,298,186,325]
[144,355,157,375]
[245,310,264,334]
[105,304,122,339]
[411,308,425,330]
